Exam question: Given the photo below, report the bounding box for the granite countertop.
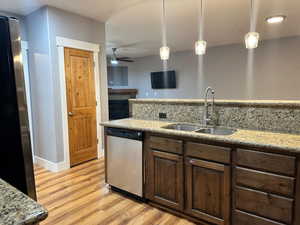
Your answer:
[0,179,47,225]
[101,118,300,154]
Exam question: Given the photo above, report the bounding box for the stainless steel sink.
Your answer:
[195,127,237,135]
[162,123,237,135]
[162,123,203,132]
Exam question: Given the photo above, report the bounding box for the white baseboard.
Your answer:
[35,149,104,173]
[34,156,68,172]
[98,148,105,158]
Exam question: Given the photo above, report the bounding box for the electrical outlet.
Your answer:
[159,113,167,119]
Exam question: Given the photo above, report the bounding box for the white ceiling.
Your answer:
[1,0,300,58]
[106,0,300,58]
[0,0,146,21]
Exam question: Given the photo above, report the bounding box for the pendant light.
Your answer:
[160,0,170,60]
[245,0,259,49]
[195,0,207,55]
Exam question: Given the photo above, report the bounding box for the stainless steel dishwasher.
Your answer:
[105,127,143,198]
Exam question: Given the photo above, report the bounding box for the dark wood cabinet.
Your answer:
[142,133,300,225]
[233,210,285,225]
[233,149,297,225]
[235,186,293,224]
[185,157,231,225]
[146,149,184,211]
[235,167,295,197]
[144,134,232,225]
[236,149,296,176]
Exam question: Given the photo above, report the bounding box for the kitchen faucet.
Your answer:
[203,87,215,127]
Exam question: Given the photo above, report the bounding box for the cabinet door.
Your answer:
[146,149,184,211]
[185,157,231,225]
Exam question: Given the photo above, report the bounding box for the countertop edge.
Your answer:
[101,120,300,154]
[19,211,48,225]
[0,179,48,225]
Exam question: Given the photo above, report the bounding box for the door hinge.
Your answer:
[96,101,98,106]
[97,138,99,144]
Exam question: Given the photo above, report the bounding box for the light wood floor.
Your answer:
[34,158,195,225]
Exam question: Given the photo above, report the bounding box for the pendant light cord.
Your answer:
[199,0,204,40]
[200,0,203,23]
[162,0,167,46]
[250,0,254,31]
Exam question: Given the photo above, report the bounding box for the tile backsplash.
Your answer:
[130,99,300,134]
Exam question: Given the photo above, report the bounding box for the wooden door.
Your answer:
[146,149,184,211]
[185,157,231,225]
[64,47,97,167]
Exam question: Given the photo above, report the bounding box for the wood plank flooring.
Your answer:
[34,158,195,225]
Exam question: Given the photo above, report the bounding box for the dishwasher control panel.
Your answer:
[105,127,143,141]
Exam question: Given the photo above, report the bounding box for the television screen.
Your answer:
[151,70,176,89]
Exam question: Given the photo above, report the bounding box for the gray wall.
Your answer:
[25,7,56,162]
[47,7,107,162]
[126,36,300,100]
[26,6,107,163]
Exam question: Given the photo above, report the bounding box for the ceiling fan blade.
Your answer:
[117,57,131,60]
[118,59,134,62]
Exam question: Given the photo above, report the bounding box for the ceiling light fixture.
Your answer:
[160,0,170,61]
[160,46,170,60]
[266,15,286,24]
[195,40,207,55]
[245,0,259,49]
[245,32,259,49]
[195,0,207,55]
[111,47,119,65]
[110,59,119,65]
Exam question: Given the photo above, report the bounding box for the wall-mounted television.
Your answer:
[151,70,176,89]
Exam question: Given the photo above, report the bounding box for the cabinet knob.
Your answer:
[68,112,74,116]
[190,159,195,164]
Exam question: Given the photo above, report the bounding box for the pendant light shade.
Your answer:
[245,32,259,49]
[245,0,259,49]
[195,0,207,55]
[195,40,207,55]
[160,46,170,60]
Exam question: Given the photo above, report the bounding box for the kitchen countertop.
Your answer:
[101,118,300,154]
[0,179,47,225]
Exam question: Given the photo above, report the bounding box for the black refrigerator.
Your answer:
[0,16,36,199]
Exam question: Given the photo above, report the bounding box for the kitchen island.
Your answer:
[102,117,300,225]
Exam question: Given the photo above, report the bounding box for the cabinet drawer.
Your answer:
[234,210,286,225]
[149,136,183,154]
[186,142,231,163]
[235,186,293,224]
[236,149,296,176]
[236,167,295,197]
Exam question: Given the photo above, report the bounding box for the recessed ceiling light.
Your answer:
[266,15,286,24]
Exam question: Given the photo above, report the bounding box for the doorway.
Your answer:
[64,47,98,166]
[57,37,102,170]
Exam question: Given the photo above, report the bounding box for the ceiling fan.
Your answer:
[110,47,134,65]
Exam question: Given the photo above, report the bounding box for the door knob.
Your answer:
[68,112,74,116]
